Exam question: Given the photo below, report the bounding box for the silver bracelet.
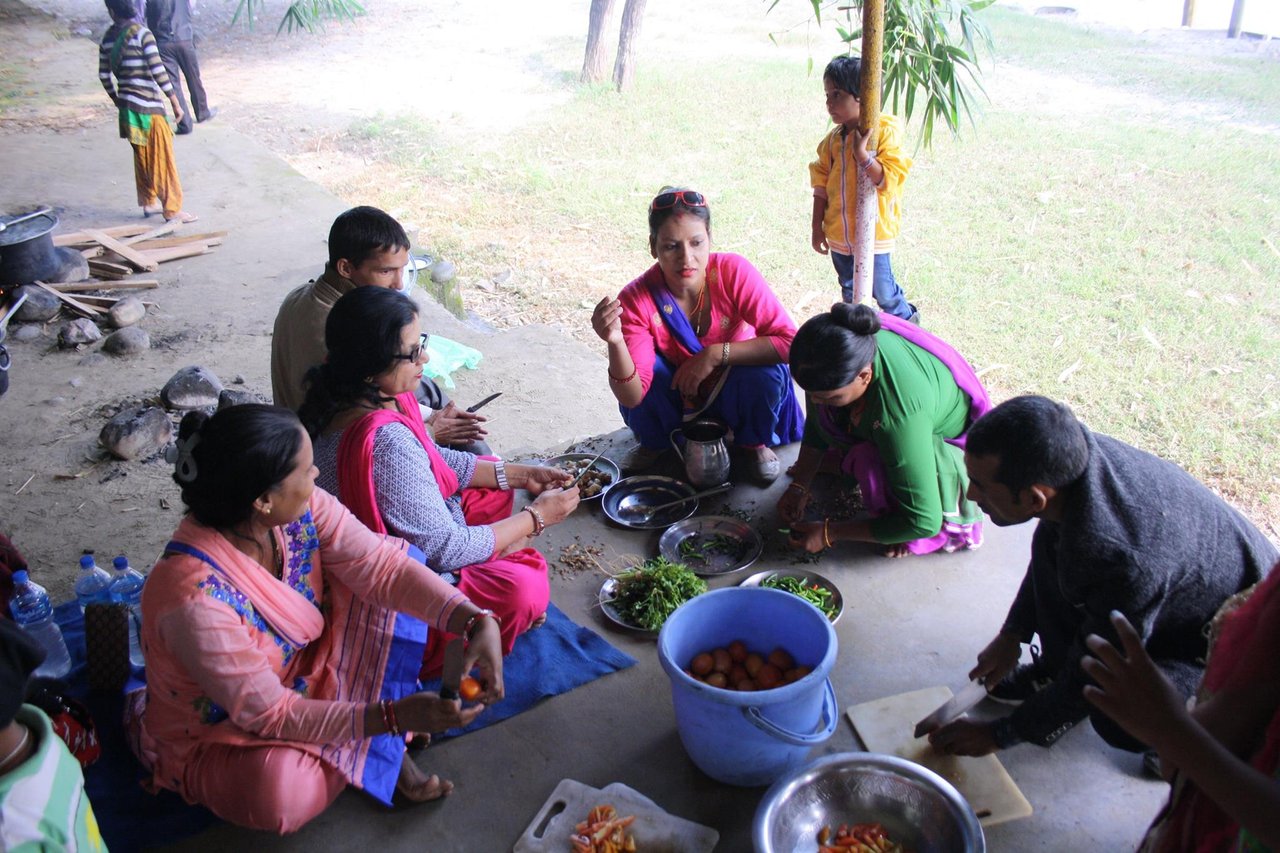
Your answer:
[862,156,878,172]
[493,458,510,491]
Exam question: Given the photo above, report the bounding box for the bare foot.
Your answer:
[396,754,453,802]
[531,611,548,629]
[165,210,199,223]
[884,543,913,558]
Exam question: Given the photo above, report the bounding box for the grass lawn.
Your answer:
[331,6,1280,532]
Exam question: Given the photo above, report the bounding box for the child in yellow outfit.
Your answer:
[809,56,917,322]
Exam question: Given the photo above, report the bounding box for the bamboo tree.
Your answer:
[852,0,884,304]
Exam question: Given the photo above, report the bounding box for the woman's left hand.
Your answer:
[787,520,827,554]
[521,465,573,495]
[670,349,718,398]
[1081,611,1190,750]
[463,617,505,704]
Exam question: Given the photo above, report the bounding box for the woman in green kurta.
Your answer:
[778,303,990,557]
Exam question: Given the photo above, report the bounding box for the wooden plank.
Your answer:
[120,220,179,245]
[87,259,133,276]
[142,242,211,264]
[132,231,226,250]
[33,282,103,317]
[71,294,158,308]
[82,228,159,272]
[47,279,159,293]
[86,263,130,282]
[80,246,103,259]
[53,224,149,246]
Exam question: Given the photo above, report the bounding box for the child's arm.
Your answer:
[810,195,828,255]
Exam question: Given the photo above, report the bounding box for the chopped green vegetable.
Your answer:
[611,557,707,631]
[677,533,745,564]
[761,574,839,619]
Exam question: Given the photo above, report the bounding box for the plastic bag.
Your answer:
[422,335,482,389]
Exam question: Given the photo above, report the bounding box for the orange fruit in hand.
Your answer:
[459,676,483,702]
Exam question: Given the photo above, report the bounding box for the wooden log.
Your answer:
[82,229,160,273]
[121,220,178,245]
[142,242,211,264]
[70,294,158,308]
[47,279,160,293]
[33,282,103,317]
[87,259,133,278]
[53,224,149,246]
[131,231,226,250]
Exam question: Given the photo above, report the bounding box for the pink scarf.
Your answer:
[336,392,459,533]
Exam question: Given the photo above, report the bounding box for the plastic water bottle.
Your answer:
[74,554,114,612]
[9,570,72,679]
[109,555,146,668]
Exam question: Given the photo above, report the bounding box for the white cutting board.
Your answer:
[847,686,1033,828]
[513,778,719,853]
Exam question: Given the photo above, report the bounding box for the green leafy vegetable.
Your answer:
[677,533,745,565]
[761,574,839,619]
[610,557,707,631]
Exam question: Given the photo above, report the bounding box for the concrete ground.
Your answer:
[1,119,1167,852]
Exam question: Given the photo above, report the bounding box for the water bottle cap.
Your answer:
[12,570,28,583]
[113,556,128,570]
[80,555,95,569]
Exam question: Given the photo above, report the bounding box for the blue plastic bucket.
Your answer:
[657,587,839,787]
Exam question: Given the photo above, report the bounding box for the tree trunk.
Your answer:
[852,0,885,305]
[613,0,649,93]
[1181,0,1196,27]
[581,0,619,84]
[1227,0,1245,37]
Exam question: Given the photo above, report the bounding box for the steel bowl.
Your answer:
[754,752,985,853]
[545,453,621,501]
[602,475,698,530]
[658,515,763,577]
[739,568,844,624]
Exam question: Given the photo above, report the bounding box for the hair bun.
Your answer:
[830,302,881,337]
[177,410,210,442]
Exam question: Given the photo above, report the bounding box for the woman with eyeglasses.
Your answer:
[299,286,579,677]
[590,187,804,483]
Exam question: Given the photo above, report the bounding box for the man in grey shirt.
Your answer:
[145,0,215,135]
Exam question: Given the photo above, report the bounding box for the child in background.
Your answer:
[809,55,917,322]
[98,0,196,223]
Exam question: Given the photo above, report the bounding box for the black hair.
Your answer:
[647,185,712,246]
[298,286,418,437]
[327,206,410,269]
[173,405,304,529]
[823,55,862,96]
[790,303,880,392]
[105,0,137,19]
[966,395,1090,494]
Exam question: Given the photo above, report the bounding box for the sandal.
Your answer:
[165,211,199,223]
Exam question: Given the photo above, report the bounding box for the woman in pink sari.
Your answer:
[129,405,505,833]
[299,286,580,677]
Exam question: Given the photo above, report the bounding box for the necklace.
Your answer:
[0,726,30,773]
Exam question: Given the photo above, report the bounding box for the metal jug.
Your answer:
[670,417,731,488]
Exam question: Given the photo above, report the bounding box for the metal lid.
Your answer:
[0,212,58,247]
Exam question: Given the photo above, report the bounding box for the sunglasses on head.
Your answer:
[393,332,430,363]
[650,190,707,212]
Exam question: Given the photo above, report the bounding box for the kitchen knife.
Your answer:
[438,637,467,701]
[913,679,989,739]
[466,392,502,413]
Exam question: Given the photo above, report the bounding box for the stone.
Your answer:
[69,376,83,388]
[10,325,42,343]
[107,296,146,328]
[58,318,102,348]
[99,406,172,461]
[217,388,262,410]
[13,285,60,322]
[103,326,150,356]
[232,374,246,385]
[430,259,457,284]
[160,366,223,410]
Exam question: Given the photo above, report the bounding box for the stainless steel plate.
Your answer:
[602,475,697,530]
[597,578,658,638]
[545,453,621,501]
[739,568,844,623]
[658,516,763,577]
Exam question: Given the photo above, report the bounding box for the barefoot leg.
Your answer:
[396,754,453,802]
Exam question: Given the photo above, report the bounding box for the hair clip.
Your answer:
[165,433,200,483]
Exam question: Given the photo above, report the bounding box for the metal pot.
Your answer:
[0,209,82,286]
